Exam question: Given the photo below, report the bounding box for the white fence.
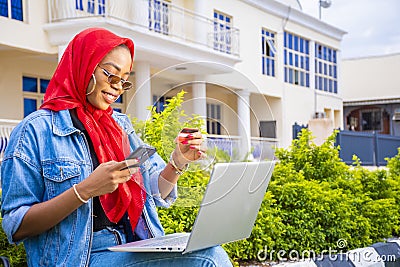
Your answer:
[0,119,19,162]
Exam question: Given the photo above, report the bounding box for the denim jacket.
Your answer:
[1,109,177,267]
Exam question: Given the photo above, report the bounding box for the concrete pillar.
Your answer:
[237,90,252,160]
[194,0,208,46]
[131,61,152,121]
[276,31,290,147]
[309,40,317,116]
[275,31,284,83]
[192,75,207,129]
[58,45,67,62]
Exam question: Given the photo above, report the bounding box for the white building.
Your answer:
[0,0,346,160]
[342,53,400,136]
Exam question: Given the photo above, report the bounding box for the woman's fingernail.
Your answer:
[181,140,188,145]
[190,145,196,149]
[197,151,202,155]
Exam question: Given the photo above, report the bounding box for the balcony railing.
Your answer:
[0,120,276,166]
[208,135,278,161]
[0,119,19,162]
[48,0,240,57]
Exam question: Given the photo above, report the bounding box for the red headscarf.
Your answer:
[41,28,145,231]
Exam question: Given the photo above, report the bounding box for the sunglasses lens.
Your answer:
[108,74,121,85]
[122,81,133,90]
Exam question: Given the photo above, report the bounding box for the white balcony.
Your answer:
[0,120,276,166]
[45,0,241,73]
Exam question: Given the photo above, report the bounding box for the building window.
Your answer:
[0,0,23,21]
[207,103,221,135]
[111,94,124,113]
[261,28,276,77]
[284,32,310,87]
[148,0,169,34]
[213,10,232,54]
[315,43,337,93]
[153,95,171,113]
[23,76,50,117]
[75,0,83,10]
[361,109,381,131]
[76,0,105,15]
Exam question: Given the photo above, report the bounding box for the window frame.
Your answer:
[213,10,233,54]
[284,32,310,87]
[261,28,276,77]
[207,102,222,135]
[0,0,24,21]
[111,93,125,113]
[148,0,170,35]
[152,94,171,113]
[360,108,382,132]
[75,0,106,15]
[314,42,338,93]
[22,76,50,117]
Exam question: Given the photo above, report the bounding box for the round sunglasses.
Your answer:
[99,66,133,90]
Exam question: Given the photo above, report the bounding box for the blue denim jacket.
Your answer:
[1,109,177,266]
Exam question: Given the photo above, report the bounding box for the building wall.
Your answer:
[341,53,400,136]
[0,0,346,148]
[200,0,344,146]
[341,53,400,101]
[0,50,57,120]
[0,0,56,54]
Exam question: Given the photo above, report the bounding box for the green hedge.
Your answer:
[137,94,400,264]
[0,218,27,266]
[1,92,400,266]
[158,131,400,265]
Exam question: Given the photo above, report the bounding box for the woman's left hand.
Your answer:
[171,129,204,168]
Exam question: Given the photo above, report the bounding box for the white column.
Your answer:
[192,75,207,130]
[131,61,152,121]
[237,90,252,160]
[309,40,317,116]
[336,49,344,129]
[58,45,68,62]
[275,31,284,83]
[194,0,208,46]
[276,31,289,147]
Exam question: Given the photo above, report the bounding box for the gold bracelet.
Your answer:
[169,153,188,175]
[73,184,89,204]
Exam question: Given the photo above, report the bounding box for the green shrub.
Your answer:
[0,218,27,266]
[275,129,350,183]
[133,97,400,265]
[132,90,204,162]
[387,147,400,179]
[3,91,399,265]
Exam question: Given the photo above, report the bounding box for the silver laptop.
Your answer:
[108,161,275,254]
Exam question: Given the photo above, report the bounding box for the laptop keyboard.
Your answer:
[140,234,189,248]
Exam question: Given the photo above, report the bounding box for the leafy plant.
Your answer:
[0,218,27,266]
[133,97,400,265]
[132,90,204,162]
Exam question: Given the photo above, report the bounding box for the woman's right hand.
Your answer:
[76,160,139,201]
[12,159,139,241]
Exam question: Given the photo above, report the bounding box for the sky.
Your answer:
[298,0,400,59]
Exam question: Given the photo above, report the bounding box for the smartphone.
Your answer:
[181,128,199,133]
[121,145,156,170]
[178,128,199,143]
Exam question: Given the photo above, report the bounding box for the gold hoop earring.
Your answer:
[86,74,96,96]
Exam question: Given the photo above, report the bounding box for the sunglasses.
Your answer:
[99,66,133,90]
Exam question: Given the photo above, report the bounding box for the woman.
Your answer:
[1,28,232,266]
